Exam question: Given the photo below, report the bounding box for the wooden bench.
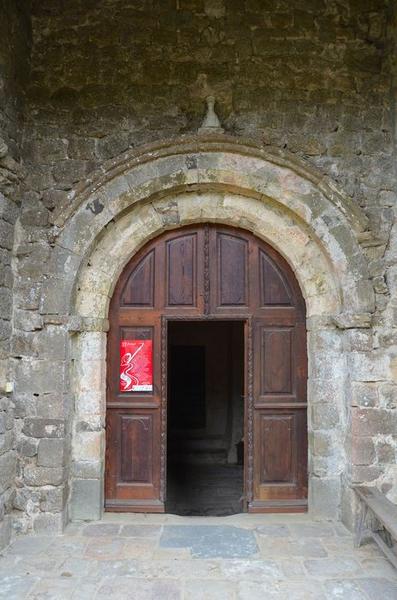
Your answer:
[354,485,397,569]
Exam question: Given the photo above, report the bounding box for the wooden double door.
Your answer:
[106,224,308,513]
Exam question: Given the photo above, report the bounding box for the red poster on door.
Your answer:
[119,339,153,392]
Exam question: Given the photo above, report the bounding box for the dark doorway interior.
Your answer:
[166,321,245,516]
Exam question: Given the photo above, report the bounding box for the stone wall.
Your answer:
[3,0,397,532]
[0,0,31,548]
[372,0,397,504]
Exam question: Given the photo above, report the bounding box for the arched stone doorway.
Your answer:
[105,224,307,514]
[39,135,373,526]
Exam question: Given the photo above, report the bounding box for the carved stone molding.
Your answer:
[246,317,254,504]
[53,134,368,235]
[160,315,168,503]
[204,224,210,315]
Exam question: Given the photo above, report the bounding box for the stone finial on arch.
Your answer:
[47,133,373,320]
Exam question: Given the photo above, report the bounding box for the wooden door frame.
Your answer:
[161,314,253,511]
[105,224,308,514]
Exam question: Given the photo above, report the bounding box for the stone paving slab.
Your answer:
[0,514,395,599]
[160,525,258,558]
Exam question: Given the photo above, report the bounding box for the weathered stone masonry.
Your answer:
[0,0,397,545]
[0,0,31,549]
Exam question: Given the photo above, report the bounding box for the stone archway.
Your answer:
[41,136,373,526]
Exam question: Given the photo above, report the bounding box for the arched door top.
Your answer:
[113,224,306,319]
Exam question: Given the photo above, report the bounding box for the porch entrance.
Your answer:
[166,320,244,516]
[105,224,308,513]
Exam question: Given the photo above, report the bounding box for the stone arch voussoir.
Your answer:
[46,135,373,321]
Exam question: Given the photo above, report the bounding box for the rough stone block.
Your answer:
[36,327,68,361]
[312,432,332,457]
[22,418,65,438]
[0,220,14,250]
[349,352,389,382]
[14,488,41,511]
[35,393,66,418]
[0,451,16,491]
[0,194,19,224]
[72,460,102,479]
[309,477,340,519]
[309,378,343,404]
[37,438,65,467]
[71,479,103,521]
[73,431,103,462]
[311,404,339,430]
[33,511,65,534]
[40,486,66,513]
[15,360,66,394]
[309,353,345,381]
[352,382,379,408]
[14,309,43,332]
[345,329,373,352]
[352,408,397,437]
[0,430,14,455]
[351,465,383,483]
[23,465,65,486]
[379,383,397,409]
[375,441,396,464]
[351,437,375,466]
[0,288,12,319]
[0,514,11,551]
[30,138,68,163]
[39,278,72,315]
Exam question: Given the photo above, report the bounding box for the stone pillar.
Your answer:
[307,323,347,520]
[70,324,107,521]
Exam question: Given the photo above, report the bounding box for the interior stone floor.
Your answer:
[166,464,244,516]
[0,513,396,599]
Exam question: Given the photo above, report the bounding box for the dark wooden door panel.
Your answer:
[250,408,307,512]
[217,232,248,307]
[121,250,155,307]
[259,413,295,484]
[254,321,307,406]
[261,327,293,395]
[260,250,292,306]
[106,224,307,513]
[166,233,197,307]
[105,408,162,511]
[120,413,153,483]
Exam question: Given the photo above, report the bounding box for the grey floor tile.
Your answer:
[82,523,121,537]
[255,524,290,537]
[219,558,283,581]
[259,537,328,558]
[358,577,397,600]
[288,523,336,538]
[96,577,182,599]
[161,525,258,558]
[184,579,237,599]
[304,557,363,577]
[120,524,162,538]
[8,536,54,555]
[323,579,369,599]
[0,575,39,599]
